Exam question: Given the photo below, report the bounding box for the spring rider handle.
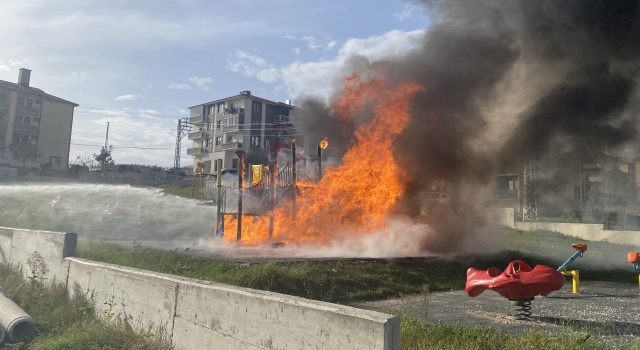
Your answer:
[628,252,640,293]
[558,243,586,294]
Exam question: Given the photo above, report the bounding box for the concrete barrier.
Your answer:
[173,279,399,350]
[66,258,178,331]
[0,227,399,350]
[3,227,76,283]
[516,222,640,246]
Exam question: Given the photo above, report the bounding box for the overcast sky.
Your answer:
[0,0,429,167]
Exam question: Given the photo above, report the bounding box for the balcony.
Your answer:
[274,115,290,124]
[221,142,243,151]
[189,115,204,124]
[16,104,40,115]
[188,131,205,140]
[13,123,38,133]
[494,190,518,199]
[588,176,603,182]
[187,147,207,156]
[223,124,243,133]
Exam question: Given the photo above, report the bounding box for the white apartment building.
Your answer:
[187,91,297,173]
[0,69,78,170]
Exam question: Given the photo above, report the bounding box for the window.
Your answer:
[0,131,4,141]
[232,159,238,169]
[0,94,6,102]
[17,97,24,106]
[217,120,221,129]
[573,185,581,200]
[252,101,261,113]
[49,156,61,166]
[209,106,215,115]
[0,112,4,120]
[227,136,233,143]
[15,115,22,124]
[26,99,32,107]
[218,103,224,113]
[215,137,221,146]
[24,117,30,125]
[251,136,260,149]
[21,135,28,143]
[207,138,213,147]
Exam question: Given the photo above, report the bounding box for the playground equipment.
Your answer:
[558,243,587,294]
[465,243,587,319]
[627,252,640,291]
[466,260,565,319]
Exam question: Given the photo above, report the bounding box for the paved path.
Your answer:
[351,281,640,348]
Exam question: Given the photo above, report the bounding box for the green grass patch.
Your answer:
[0,262,172,350]
[156,184,202,200]
[77,239,635,304]
[400,314,600,350]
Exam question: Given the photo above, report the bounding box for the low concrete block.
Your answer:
[9,228,76,283]
[66,258,178,331]
[174,279,400,350]
[0,228,13,264]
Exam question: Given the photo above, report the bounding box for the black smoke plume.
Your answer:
[294,0,640,253]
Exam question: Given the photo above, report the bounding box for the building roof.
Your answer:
[0,79,79,107]
[189,92,292,109]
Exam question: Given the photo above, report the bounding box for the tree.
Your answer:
[245,148,269,167]
[10,142,41,172]
[93,145,114,170]
[75,152,94,168]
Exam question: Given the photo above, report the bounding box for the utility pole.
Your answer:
[104,122,110,149]
[174,117,192,170]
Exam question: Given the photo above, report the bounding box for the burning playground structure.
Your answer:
[213,76,423,247]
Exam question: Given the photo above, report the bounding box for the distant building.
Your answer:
[0,69,78,170]
[494,148,637,221]
[187,91,298,173]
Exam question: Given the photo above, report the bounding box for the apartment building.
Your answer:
[187,91,297,173]
[0,69,78,170]
[494,148,637,221]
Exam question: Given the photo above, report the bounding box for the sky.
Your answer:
[0,0,429,167]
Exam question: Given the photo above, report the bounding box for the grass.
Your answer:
[77,229,640,304]
[0,262,172,350]
[156,184,202,200]
[400,315,600,350]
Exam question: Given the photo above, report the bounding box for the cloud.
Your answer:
[300,36,337,52]
[291,47,300,55]
[227,29,425,98]
[114,94,146,101]
[188,76,212,90]
[0,65,9,72]
[393,4,416,21]
[70,71,85,78]
[282,34,296,40]
[9,60,27,66]
[227,51,282,83]
[256,68,280,83]
[166,83,192,90]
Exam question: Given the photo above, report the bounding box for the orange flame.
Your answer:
[223,74,422,245]
[319,137,329,149]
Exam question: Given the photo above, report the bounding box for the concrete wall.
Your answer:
[0,227,76,283]
[492,208,515,228]
[515,221,640,246]
[37,98,75,170]
[1,227,400,350]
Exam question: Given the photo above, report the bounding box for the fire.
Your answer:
[223,74,422,245]
[319,137,329,149]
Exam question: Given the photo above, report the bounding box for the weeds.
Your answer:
[0,258,172,349]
